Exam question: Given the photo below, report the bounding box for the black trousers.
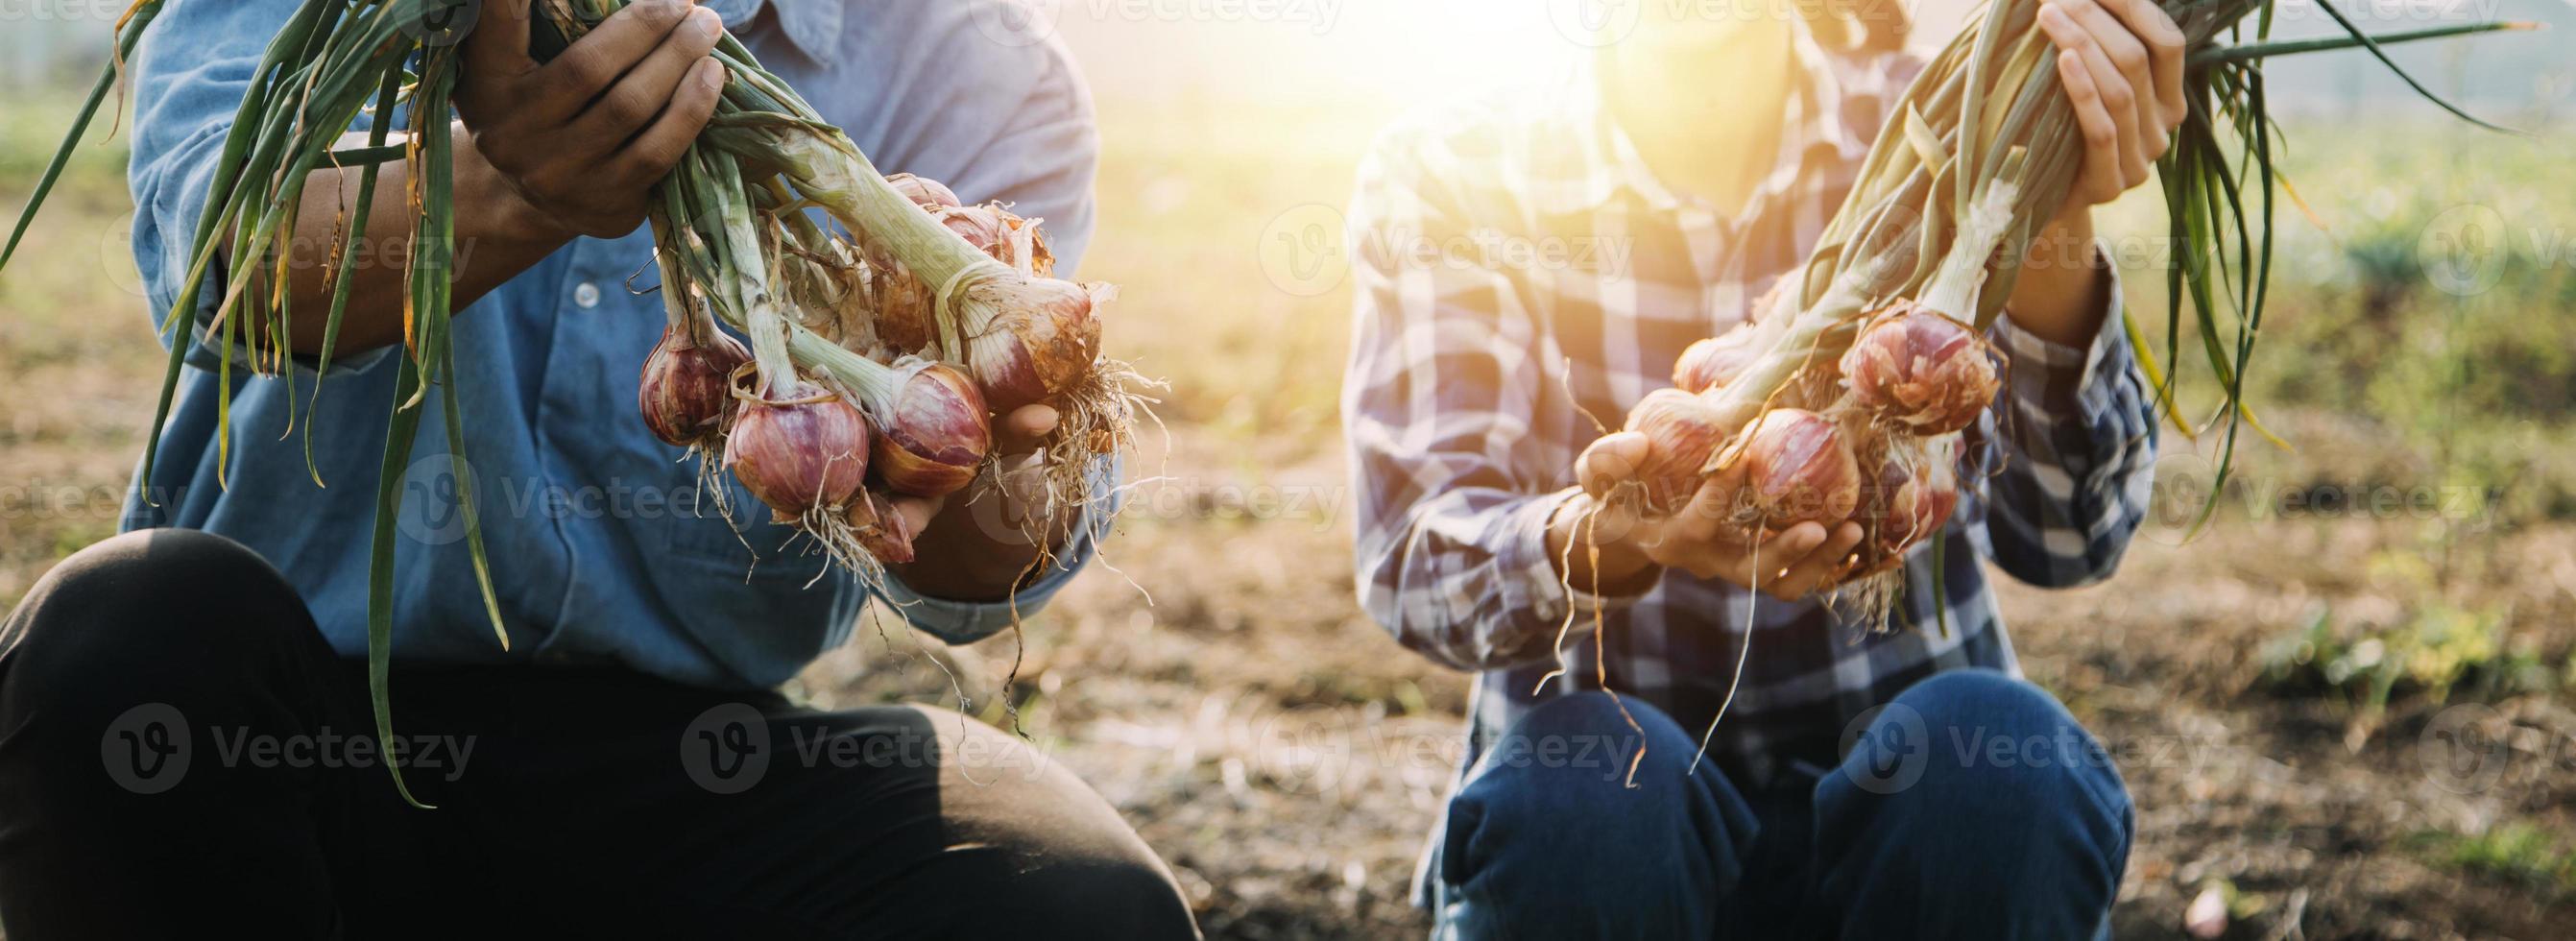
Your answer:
[0,529,1200,939]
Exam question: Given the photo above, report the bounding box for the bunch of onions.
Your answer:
[515,0,1153,562]
[774,133,1153,520]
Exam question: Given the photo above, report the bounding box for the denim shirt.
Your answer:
[121,0,1105,689]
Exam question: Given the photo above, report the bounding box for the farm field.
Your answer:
[6,79,2576,940]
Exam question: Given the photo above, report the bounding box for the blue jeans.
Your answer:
[1432,670,2132,940]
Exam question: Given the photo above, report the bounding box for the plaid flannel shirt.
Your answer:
[1342,31,2158,834]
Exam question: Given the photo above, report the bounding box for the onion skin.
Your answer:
[1867,435,1962,557]
[1839,302,2000,435]
[724,383,871,519]
[961,277,1106,412]
[1620,389,1729,513]
[867,264,937,354]
[884,172,960,209]
[845,489,919,564]
[862,203,1057,356]
[638,326,751,447]
[873,362,991,497]
[1740,408,1861,529]
[1673,324,1760,394]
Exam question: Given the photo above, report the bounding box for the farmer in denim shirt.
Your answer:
[0,1,1198,936]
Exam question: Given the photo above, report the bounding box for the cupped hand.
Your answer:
[882,404,1058,540]
[457,0,729,239]
[1557,431,1865,603]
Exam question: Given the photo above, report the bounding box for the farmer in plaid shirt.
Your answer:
[1345,2,2183,936]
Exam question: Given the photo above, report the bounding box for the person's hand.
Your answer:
[881,405,1059,541]
[883,405,1077,601]
[456,0,728,239]
[1554,431,1865,602]
[2037,0,2187,213]
[2009,0,2187,346]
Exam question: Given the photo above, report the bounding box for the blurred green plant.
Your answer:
[2410,822,2576,899]
[2256,551,2559,735]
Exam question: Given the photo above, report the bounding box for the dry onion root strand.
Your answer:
[1026,355,1166,551]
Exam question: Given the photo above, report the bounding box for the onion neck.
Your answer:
[773,131,1011,342]
[1917,181,2020,322]
[785,323,903,414]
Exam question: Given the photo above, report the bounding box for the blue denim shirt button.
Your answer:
[572,281,602,309]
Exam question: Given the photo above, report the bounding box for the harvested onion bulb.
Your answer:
[862,358,991,497]
[1673,324,1761,394]
[1620,389,1732,514]
[1738,408,1861,529]
[723,378,872,521]
[638,325,750,448]
[1866,434,1962,557]
[1839,303,1999,435]
[845,489,919,564]
[949,276,1110,413]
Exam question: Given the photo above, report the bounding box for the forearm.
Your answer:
[2003,206,2113,347]
[264,122,572,357]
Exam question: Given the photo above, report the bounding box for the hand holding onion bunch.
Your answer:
[1555,0,2524,623]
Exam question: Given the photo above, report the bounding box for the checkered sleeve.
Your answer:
[1340,123,1630,673]
[1975,249,2160,588]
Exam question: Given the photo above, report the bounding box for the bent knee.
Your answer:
[1845,671,2132,858]
[984,849,1198,940]
[898,708,1197,938]
[3,529,303,707]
